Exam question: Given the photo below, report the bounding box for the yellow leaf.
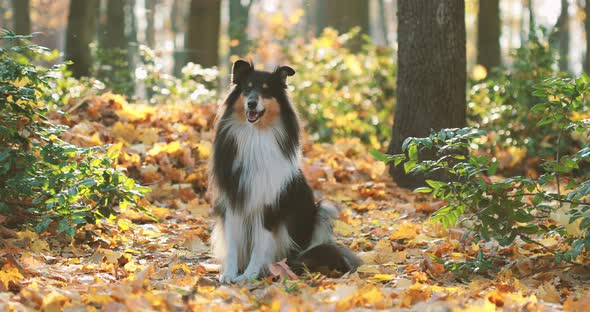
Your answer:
[111,121,137,143]
[390,222,419,240]
[334,220,355,237]
[535,282,561,304]
[0,262,24,289]
[370,274,395,282]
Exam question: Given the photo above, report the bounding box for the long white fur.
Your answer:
[213,97,336,283]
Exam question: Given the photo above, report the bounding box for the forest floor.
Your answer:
[1,94,590,311]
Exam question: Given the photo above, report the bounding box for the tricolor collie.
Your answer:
[210,60,361,283]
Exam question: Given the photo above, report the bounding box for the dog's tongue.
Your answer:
[247,111,259,122]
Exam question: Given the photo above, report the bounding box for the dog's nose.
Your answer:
[247,101,257,109]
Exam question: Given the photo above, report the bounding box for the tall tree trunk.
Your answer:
[65,0,99,78]
[145,0,156,48]
[528,0,535,30]
[171,0,185,76]
[11,0,31,35]
[557,0,570,72]
[477,0,501,73]
[304,0,318,38]
[229,0,252,57]
[316,0,369,51]
[184,0,221,68]
[378,0,390,46]
[104,0,127,50]
[585,0,590,74]
[388,0,467,189]
[97,0,134,95]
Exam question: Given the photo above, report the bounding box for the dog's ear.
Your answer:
[232,60,253,84]
[275,65,295,86]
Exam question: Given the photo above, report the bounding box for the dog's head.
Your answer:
[230,60,295,125]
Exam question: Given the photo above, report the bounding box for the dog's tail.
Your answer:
[290,201,362,275]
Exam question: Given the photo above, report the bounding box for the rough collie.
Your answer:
[209,60,361,283]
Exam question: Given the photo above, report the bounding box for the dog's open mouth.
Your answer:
[247,110,265,123]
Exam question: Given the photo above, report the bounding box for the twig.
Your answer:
[555,130,563,203]
[519,235,590,270]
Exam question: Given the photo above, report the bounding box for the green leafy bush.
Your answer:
[468,30,580,172]
[375,74,590,272]
[93,46,135,97]
[0,32,149,236]
[285,28,396,148]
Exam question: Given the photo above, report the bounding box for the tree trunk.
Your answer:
[229,0,252,57]
[316,0,369,51]
[477,0,501,72]
[585,0,590,74]
[387,0,467,189]
[104,0,127,50]
[528,0,535,30]
[11,0,31,35]
[65,0,99,78]
[557,0,569,72]
[304,0,318,38]
[145,0,156,48]
[184,0,220,68]
[378,0,390,46]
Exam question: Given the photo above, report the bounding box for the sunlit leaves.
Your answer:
[0,37,149,236]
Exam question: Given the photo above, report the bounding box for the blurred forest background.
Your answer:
[1,0,588,87]
[2,1,590,309]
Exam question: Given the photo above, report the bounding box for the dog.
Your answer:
[209,60,361,283]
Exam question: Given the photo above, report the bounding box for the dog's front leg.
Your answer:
[234,217,275,282]
[219,212,241,283]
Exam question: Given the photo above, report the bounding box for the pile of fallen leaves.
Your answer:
[1,93,590,311]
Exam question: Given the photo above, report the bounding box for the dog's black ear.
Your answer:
[232,60,253,84]
[275,65,295,85]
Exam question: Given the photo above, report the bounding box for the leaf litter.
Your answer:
[0,94,589,311]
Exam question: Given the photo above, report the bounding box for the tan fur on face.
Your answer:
[257,97,281,129]
[233,94,281,128]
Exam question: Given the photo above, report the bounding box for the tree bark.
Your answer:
[557,0,569,72]
[104,0,127,50]
[184,0,221,68]
[585,0,590,74]
[229,0,252,57]
[477,0,501,72]
[11,0,31,35]
[65,0,99,78]
[388,0,467,189]
[378,0,390,46]
[316,0,369,51]
[145,0,156,48]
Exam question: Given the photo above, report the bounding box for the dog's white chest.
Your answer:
[230,124,299,213]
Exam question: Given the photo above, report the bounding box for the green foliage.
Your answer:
[374,75,590,272]
[285,28,396,148]
[468,30,581,168]
[93,47,135,97]
[0,31,149,236]
[429,251,499,278]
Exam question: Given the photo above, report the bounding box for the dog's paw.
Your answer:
[219,272,238,283]
[233,270,259,283]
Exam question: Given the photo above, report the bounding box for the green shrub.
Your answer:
[468,30,580,171]
[285,28,396,148]
[374,74,590,272]
[0,31,149,236]
[93,46,135,97]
